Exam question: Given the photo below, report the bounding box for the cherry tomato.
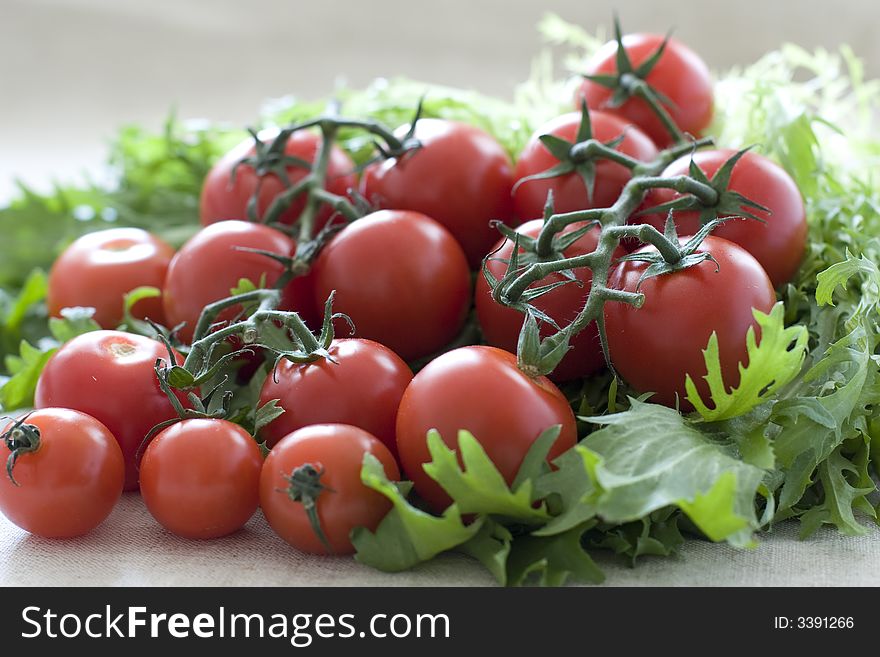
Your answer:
[361,118,514,267]
[396,346,577,512]
[162,220,313,344]
[260,424,399,555]
[139,419,263,539]
[47,228,174,328]
[576,34,713,147]
[312,210,471,361]
[513,111,658,219]
[476,219,621,382]
[200,128,356,228]
[34,330,189,490]
[604,235,776,409]
[644,149,807,287]
[0,408,124,538]
[259,338,412,456]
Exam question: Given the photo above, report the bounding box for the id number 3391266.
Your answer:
[773,617,855,630]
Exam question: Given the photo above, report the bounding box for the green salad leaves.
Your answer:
[2,15,878,585]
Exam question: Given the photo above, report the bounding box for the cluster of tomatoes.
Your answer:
[0,28,807,558]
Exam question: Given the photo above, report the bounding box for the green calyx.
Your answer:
[139,286,345,454]
[616,214,730,288]
[235,99,421,232]
[513,101,638,207]
[369,96,424,162]
[233,128,314,225]
[636,147,770,226]
[583,16,684,143]
[282,463,335,553]
[2,414,40,486]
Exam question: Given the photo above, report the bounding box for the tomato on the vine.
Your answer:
[395,346,577,512]
[311,210,471,361]
[200,129,356,228]
[476,220,620,382]
[604,235,776,409]
[34,330,189,490]
[0,408,124,538]
[644,149,807,287]
[513,111,658,219]
[259,338,412,456]
[47,228,174,328]
[576,34,713,147]
[361,118,514,267]
[139,419,263,539]
[162,220,314,343]
[260,424,399,555]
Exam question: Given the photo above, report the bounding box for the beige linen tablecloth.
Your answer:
[2,495,878,586]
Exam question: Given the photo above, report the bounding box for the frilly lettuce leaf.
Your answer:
[351,453,482,572]
[422,429,552,522]
[686,303,809,422]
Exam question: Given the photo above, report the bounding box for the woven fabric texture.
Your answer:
[2,494,878,586]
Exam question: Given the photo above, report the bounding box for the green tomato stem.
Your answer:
[569,139,641,169]
[630,79,688,144]
[500,130,719,375]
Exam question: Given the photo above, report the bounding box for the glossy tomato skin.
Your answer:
[0,408,124,538]
[361,118,514,267]
[576,34,713,147]
[34,330,189,491]
[47,228,174,328]
[260,424,400,555]
[396,346,577,512]
[513,111,658,219]
[312,210,471,361]
[476,220,617,382]
[200,128,356,228]
[162,220,305,344]
[139,419,263,539]
[604,236,776,409]
[259,338,412,456]
[644,149,807,287]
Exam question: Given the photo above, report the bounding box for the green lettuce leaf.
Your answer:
[352,453,482,572]
[579,399,765,547]
[686,303,809,421]
[506,522,604,587]
[816,251,880,319]
[587,510,684,565]
[771,320,876,522]
[422,429,551,522]
[0,308,100,411]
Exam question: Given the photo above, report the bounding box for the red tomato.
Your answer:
[513,111,658,219]
[643,149,807,287]
[361,118,514,267]
[259,338,412,456]
[0,408,124,538]
[162,220,312,344]
[200,128,356,228]
[395,346,577,512]
[576,34,713,147]
[476,219,620,382]
[139,419,263,539]
[312,210,471,361]
[34,330,189,490]
[604,236,776,409]
[47,228,174,328]
[260,424,399,555]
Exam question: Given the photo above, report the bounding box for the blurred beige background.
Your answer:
[2,0,878,201]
